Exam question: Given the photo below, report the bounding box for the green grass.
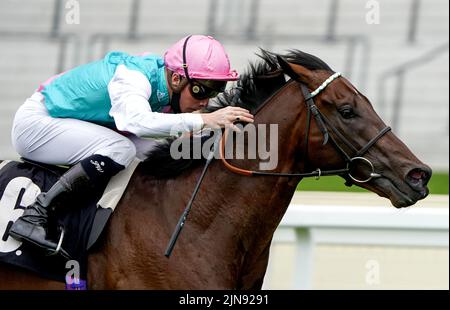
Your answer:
[297,172,449,195]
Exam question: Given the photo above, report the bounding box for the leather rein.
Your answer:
[219,72,391,185]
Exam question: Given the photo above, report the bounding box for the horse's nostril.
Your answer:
[409,170,426,181]
[407,167,432,188]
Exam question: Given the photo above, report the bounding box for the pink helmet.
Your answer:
[164,35,239,81]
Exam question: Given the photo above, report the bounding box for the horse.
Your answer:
[0,49,431,289]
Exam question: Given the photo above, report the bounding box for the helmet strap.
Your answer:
[182,35,193,83]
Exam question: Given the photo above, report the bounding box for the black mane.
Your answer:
[283,49,333,72]
[207,49,334,113]
[138,135,211,179]
[140,49,333,178]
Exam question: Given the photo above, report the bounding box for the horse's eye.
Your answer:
[339,106,355,119]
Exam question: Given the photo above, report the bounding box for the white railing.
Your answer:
[265,196,449,289]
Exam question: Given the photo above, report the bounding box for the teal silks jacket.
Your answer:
[40,51,170,126]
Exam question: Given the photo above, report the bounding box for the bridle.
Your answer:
[219,71,392,185]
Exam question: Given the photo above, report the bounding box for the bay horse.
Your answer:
[0,49,431,289]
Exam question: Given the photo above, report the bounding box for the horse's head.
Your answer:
[277,53,431,208]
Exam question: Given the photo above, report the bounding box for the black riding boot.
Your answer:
[9,162,91,255]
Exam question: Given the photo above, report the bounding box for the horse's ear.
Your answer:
[276,55,312,83]
[276,55,299,80]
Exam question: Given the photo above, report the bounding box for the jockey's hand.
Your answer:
[200,106,254,131]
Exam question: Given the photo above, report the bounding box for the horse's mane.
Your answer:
[140,49,333,178]
[207,49,333,113]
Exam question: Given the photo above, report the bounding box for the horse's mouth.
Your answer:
[372,176,429,208]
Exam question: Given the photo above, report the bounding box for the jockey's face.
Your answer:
[169,72,209,112]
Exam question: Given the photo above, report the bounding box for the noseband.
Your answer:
[220,72,391,185]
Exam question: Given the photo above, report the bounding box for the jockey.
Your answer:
[9,35,254,255]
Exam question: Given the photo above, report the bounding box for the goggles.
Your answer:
[188,79,227,100]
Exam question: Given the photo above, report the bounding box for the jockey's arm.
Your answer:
[108,65,204,138]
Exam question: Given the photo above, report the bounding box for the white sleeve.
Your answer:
[108,64,204,138]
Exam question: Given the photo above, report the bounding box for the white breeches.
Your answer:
[11,92,158,167]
